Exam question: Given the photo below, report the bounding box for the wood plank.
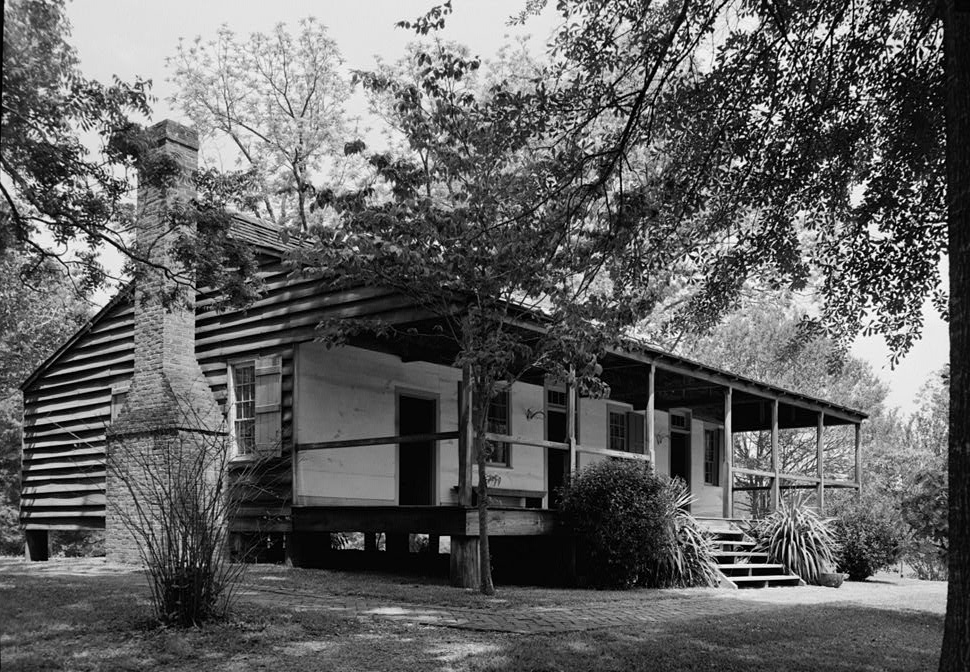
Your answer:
[576,447,650,461]
[458,365,473,506]
[484,432,569,451]
[647,363,656,470]
[464,508,559,536]
[732,467,776,479]
[770,399,780,511]
[292,505,469,535]
[817,412,825,514]
[21,494,106,507]
[297,431,459,451]
[23,521,105,530]
[723,387,733,518]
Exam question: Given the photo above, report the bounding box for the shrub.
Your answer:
[559,460,718,589]
[108,402,273,627]
[831,504,903,581]
[652,479,721,588]
[748,499,835,585]
[900,468,948,580]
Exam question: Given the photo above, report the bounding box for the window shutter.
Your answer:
[254,355,282,456]
[627,411,645,454]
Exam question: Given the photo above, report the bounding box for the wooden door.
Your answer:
[670,431,691,489]
[547,407,568,508]
[398,394,436,505]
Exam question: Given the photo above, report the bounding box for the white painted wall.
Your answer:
[294,344,546,506]
[293,343,726,514]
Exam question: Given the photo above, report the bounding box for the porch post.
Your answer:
[647,363,656,471]
[854,422,862,501]
[457,364,474,507]
[567,365,577,473]
[722,387,733,518]
[817,412,825,515]
[770,399,780,511]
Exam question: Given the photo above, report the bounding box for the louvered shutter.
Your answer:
[254,355,282,456]
[627,411,645,454]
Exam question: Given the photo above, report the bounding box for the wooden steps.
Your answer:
[699,519,806,589]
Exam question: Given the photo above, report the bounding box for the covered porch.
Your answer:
[286,335,865,586]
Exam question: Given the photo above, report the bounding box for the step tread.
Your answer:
[718,563,785,570]
[715,551,769,557]
[731,574,801,582]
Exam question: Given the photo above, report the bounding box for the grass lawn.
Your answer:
[0,559,944,671]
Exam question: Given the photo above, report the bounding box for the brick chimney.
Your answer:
[105,120,223,563]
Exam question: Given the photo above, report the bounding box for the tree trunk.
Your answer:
[940,3,970,670]
[476,431,496,595]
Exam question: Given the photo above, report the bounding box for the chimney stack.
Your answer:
[105,120,222,563]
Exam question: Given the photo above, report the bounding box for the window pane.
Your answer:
[486,389,510,465]
[233,362,256,454]
[609,411,627,452]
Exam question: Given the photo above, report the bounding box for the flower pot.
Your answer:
[819,572,844,588]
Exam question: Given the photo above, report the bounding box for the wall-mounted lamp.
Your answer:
[525,407,545,421]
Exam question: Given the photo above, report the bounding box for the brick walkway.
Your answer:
[238,584,768,634]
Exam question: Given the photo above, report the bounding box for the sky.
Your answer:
[63,0,949,415]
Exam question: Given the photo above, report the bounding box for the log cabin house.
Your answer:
[19,121,865,587]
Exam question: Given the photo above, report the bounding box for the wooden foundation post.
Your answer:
[647,363,656,471]
[25,529,49,562]
[449,535,480,588]
[817,413,825,515]
[723,387,733,518]
[386,532,409,554]
[458,365,474,507]
[428,534,440,554]
[364,532,378,552]
[770,399,780,512]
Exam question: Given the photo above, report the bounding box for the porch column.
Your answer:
[722,387,733,518]
[647,363,656,471]
[854,422,863,501]
[567,365,577,473]
[816,412,825,515]
[457,364,474,507]
[770,399,780,511]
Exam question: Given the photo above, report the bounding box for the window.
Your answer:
[704,429,720,486]
[110,388,128,422]
[670,412,689,430]
[485,388,511,467]
[608,409,628,452]
[231,361,256,455]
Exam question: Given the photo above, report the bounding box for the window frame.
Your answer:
[228,359,257,458]
[607,404,629,453]
[703,428,720,486]
[484,386,512,468]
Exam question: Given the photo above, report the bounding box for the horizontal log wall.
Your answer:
[21,252,424,532]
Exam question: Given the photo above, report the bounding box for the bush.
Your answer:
[559,460,718,589]
[832,504,902,581]
[748,500,835,585]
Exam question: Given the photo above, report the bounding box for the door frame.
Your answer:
[395,387,439,506]
[669,420,692,509]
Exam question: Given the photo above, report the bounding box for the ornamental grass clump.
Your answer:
[749,499,836,585]
[651,479,721,588]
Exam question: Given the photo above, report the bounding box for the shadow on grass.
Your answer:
[467,603,943,672]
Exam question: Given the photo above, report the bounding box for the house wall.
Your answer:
[293,344,550,506]
[649,411,724,517]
